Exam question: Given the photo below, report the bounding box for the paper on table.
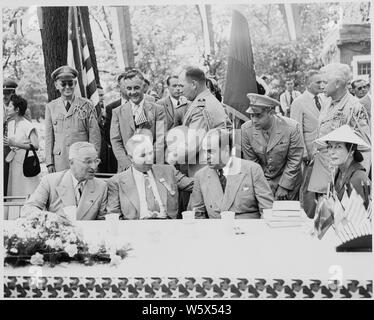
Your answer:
[272,201,301,211]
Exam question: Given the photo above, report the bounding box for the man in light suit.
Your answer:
[179,66,232,178]
[45,66,101,173]
[106,134,193,219]
[190,129,273,219]
[241,94,304,200]
[110,69,167,172]
[290,70,325,217]
[157,75,189,130]
[22,142,107,220]
[359,80,371,119]
[279,79,301,117]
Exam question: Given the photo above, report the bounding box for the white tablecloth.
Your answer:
[4,220,374,281]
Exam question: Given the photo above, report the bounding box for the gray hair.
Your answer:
[320,63,352,85]
[69,142,97,160]
[125,133,153,157]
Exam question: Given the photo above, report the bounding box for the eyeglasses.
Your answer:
[60,81,75,88]
[75,158,101,166]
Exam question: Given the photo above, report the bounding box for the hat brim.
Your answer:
[55,73,76,80]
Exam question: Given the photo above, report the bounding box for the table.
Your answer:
[4,220,373,299]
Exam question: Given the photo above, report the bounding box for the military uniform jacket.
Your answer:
[157,96,189,131]
[45,96,101,171]
[110,99,167,172]
[241,115,303,192]
[182,89,232,177]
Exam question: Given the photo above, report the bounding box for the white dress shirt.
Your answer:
[70,171,86,204]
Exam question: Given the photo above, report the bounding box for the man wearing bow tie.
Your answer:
[44,66,101,173]
[279,79,301,117]
[157,75,189,131]
[106,134,193,219]
[110,69,167,172]
[22,142,107,220]
[190,129,273,219]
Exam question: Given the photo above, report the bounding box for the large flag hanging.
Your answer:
[223,10,257,116]
[67,7,99,108]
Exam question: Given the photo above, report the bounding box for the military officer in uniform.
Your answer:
[241,94,304,200]
[45,66,101,173]
[178,66,231,178]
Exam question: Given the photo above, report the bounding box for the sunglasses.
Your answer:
[60,81,75,88]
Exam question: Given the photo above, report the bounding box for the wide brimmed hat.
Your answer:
[315,125,370,149]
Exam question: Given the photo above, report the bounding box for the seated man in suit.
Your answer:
[189,128,274,219]
[110,69,166,172]
[106,133,194,219]
[21,142,107,220]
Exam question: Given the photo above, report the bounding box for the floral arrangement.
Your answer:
[4,211,131,267]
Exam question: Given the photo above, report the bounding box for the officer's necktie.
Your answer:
[144,173,160,213]
[314,95,322,111]
[217,169,227,193]
[289,92,294,105]
[262,130,270,143]
[65,101,71,112]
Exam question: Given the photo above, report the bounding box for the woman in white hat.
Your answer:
[316,125,371,201]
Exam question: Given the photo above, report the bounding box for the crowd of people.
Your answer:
[3,62,371,220]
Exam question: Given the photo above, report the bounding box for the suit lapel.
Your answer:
[76,179,98,220]
[55,171,76,207]
[119,169,140,216]
[122,102,135,132]
[266,118,283,152]
[152,167,168,210]
[65,97,78,118]
[56,97,67,117]
[207,168,224,210]
[143,100,154,128]
[165,97,174,124]
[222,173,245,212]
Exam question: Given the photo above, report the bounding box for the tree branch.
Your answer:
[89,10,115,50]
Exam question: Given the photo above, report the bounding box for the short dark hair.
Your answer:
[166,75,179,86]
[185,67,206,84]
[118,68,145,83]
[10,94,27,116]
[351,79,366,89]
[305,70,320,85]
[144,78,150,86]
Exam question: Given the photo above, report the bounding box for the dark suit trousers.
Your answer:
[3,146,10,196]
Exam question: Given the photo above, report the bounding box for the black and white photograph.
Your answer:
[1,0,373,302]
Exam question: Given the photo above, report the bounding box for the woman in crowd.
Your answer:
[316,125,371,202]
[3,94,40,197]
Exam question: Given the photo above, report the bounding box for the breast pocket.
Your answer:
[52,114,65,133]
[271,141,289,163]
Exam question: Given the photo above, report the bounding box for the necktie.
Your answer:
[65,101,71,112]
[218,169,227,193]
[289,92,294,105]
[177,99,180,107]
[144,173,160,213]
[314,95,321,111]
[76,182,83,204]
[133,104,147,127]
[262,130,270,143]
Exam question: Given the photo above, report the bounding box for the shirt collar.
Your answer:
[62,96,75,106]
[169,96,179,108]
[70,170,86,189]
[130,98,144,112]
[305,90,317,99]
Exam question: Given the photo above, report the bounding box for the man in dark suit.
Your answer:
[157,75,189,131]
[110,69,166,172]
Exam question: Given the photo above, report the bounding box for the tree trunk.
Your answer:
[79,6,100,86]
[40,7,69,102]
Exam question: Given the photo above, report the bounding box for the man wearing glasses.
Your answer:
[22,142,107,220]
[45,65,101,173]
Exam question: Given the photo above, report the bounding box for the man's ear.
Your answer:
[54,81,59,90]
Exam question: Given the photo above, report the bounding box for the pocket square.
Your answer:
[243,187,250,191]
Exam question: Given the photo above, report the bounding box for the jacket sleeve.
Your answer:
[87,101,101,156]
[154,104,167,164]
[290,100,308,159]
[279,123,304,190]
[110,109,131,172]
[173,166,194,192]
[188,171,208,219]
[241,123,259,162]
[252,163,274,213]
[97,182,108,220]
[21,176,50,216]
[280,93,287,114]
[105,177,123,218]
[44,103,54,167]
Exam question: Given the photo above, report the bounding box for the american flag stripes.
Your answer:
[67,7,99,108]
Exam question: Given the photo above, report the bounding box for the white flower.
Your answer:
[45,239,55,248]
[30,252,44,266]
[64,244,78,257]
[54,237,63,249]
[87,244,99,254]
[10,248,18,254]
[110,254,122,267]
